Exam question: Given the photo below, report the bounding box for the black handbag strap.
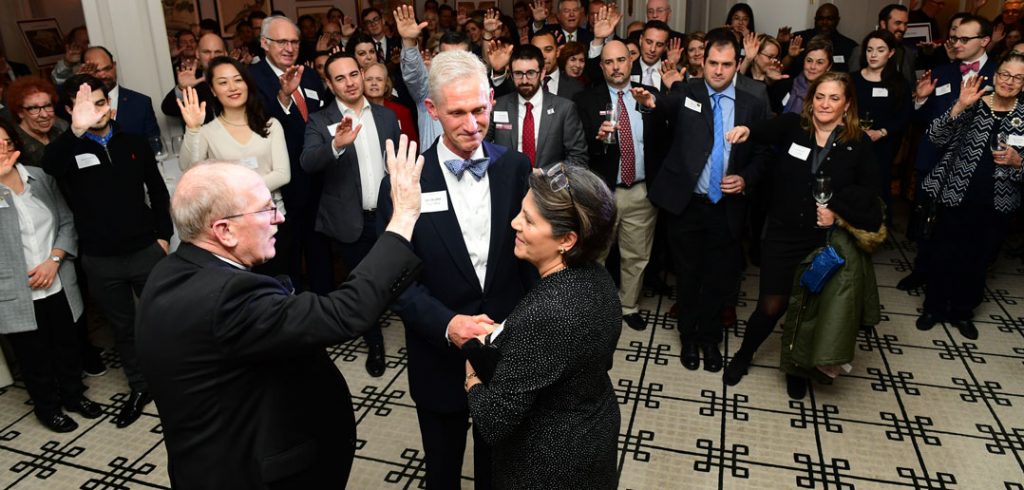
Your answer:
[810,127,841,174]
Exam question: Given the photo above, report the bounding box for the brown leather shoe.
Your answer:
[721,306,737,328]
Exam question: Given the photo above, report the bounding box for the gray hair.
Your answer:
[261,15,299,40]
[171,161,251,242]
[427,50,490,105]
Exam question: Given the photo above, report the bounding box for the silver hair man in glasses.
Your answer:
[136,140,425,489]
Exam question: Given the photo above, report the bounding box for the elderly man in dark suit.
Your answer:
[487,44,586,169]
[249,15,333,293]
[575,39,668,332]
[378,49,534,490]
[79,47,160,142]
[644,28,769,373]
[300,52,401,377]
[136,143,425,489]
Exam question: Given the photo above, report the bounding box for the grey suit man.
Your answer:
[299,52,401,378]
[486,45,587,169]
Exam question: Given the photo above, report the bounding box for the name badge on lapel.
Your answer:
[75,153,102,169]
[494,111,510,123]
[1008,134,1024,147]
[421,191,449,213]
[684,97,702,113]
[303,88,320,101]
[788,143,811,161]
[872,87,888,97]
[547,107,555,115]
[782,93,791,107]
[935,83,952,96]
[832,55,845,64]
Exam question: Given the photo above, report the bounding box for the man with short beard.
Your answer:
[486,44,586,169]
[848,4,916,87]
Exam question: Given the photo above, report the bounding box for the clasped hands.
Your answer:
[447,314,497,348]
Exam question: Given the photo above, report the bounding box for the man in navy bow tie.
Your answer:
[378,49,534,489]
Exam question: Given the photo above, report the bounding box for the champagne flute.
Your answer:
[993,131,1009,178]
[860,111,874,131]
[813,175,832,228]
[150,136,168,174]
[602,102,618,145]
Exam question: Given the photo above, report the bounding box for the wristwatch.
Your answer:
[49,255,62,264]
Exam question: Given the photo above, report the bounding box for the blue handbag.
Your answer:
[800,231,845,294]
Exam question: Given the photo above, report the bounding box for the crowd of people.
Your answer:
[1,0,1023,487]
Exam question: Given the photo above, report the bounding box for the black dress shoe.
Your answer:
[366,343,386,377]
[951,320,979,340]
[82,348,107,377]
[36,411,78,433]
[723,354,751,386]
[681,343,700,370]
[64,397,103,419]
[916,312,940,331]
[623,313,647,331]
[897,272,926,291]
[786,374,808,400]
[701,344,723,372]
[114,391,152,428]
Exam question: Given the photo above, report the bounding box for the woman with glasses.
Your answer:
[769,38,832,114]
[465,164,621,489]
[5,77,67,168]
[723,72,882,399]
[176,56,291,277]
[0,117,105,433]
[853,30,912,217]
[916,52,1024,341]
[741,34,787,86]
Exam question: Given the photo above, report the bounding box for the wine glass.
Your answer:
[813,175,832,228]
[150,136,168,174]
[860,111,874,131]
[602,102,618,145]
[993,132,1009,178]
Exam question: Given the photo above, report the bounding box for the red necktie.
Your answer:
[617,91,635,186]
[522,101,536,167]
[293,88,309,122]
[960,61,980,75]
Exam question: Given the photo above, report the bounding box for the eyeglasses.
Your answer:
[546,163,578,216]
[219,205,279,221]
[512,69,541,80]
[646,7,669,15]
[263,37,300,48]
[948,35,983,45]
[757,52,779,63]
[23,103,54,115]
[997,71,1024,83]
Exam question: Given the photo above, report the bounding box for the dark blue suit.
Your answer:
[248,58,334,293]
[377,140,534,489]
[114,87,160,141]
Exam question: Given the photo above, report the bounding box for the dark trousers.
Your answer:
[7,290,85,415]
[667,198,742,345]
[80,243,165,392]
[416,408,492,490]
[288,203,334,295]
[924,204,1010,321]
[336,211,384,346]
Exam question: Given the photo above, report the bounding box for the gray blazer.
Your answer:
[299,101,401,243]
[486,91,588,170]
[0,165,83,334]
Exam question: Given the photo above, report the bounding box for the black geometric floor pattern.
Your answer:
[0,230,1022,489]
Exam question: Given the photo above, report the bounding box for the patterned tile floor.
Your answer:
[0,228,1022,489]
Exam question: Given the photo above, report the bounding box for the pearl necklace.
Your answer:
[219,115,248,127]
[985,94,1018,115]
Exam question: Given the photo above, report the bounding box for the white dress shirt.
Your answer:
[545,68,561,95]
[437,140,491,289]
[5,164,62,300]
[333,98,385,210]
[640,59,662,90]
[516,91,544,153]
[268,62,316,114]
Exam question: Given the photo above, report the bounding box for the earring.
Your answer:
[558,248,565,255]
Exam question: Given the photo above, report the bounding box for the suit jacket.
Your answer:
[555,70,584,100]
[647,78,771,238]
[574,82,669,194]
[485,91,587,169]
[249,58,328,210]
[0,165,83,335]
[377,140,535,413]
[914,58,996,172]
[5,61,30,80]
[114,86,160,141]
[300,101,401,243]
[136,234,421,490]
[735,74,772,119]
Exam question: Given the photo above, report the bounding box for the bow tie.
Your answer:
[444,157,491,181]
[960,61,980,75]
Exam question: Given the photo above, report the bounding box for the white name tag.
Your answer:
[684,97,702,113]
[303,88,320,101]
[75,153,102,169]
[239,156,259,169]
[782,93,791,107]
[421,191,449,213]
[493,111,510,123]
[1008,134,1024,147]
[872,87,889,97]
[833,55,845,63]
[547,107,555,115]
[935,83,952,96]
[788,143,811,161]
[630,74,640,83]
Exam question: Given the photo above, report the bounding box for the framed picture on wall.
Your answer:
[904,23,932,45]
[163,0,202,34]
[296,0,362,24]
[17,19,65,67]
[217,0,275,38]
